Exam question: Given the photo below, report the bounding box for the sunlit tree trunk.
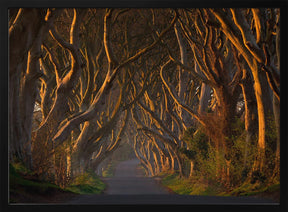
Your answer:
[9,8,50,167]
[240,68,258,170]
[210,8,276,173]
[167,147,175,173]
[38,59,57,120]
[174,22,191,130]
[19,39,43,169]
[195,63,211,114]
[251,63,267,172]
[90,111,129,173]
[32,9,84,161]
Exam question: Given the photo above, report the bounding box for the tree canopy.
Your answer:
[9,8,280,189]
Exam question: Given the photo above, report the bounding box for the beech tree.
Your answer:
[9,8,60,169]
[9,8,280,188]
[209,8,280,174]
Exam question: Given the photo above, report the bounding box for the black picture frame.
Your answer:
[1,1,287,211]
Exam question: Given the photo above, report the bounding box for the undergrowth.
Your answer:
[159,117,280,202]
[160,171,279,201]
[102,162,116,177]
[9,162,106,203]
[9,163,65,203]
[66,169,106,194]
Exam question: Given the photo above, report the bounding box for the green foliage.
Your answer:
[10,162,106,202]
[229,133,257,184]
[183,127,216,177]
[10,163,20,177]
[229,181,280,200]
[231,116,245,137]
[263,113,278,176]
[251,170,267,184]
[179,148,197,160]
[161,172,227,196]
[265,113,277,144]
[11,162,33,175]
[160,114,279,200]
[161,173,195,195]
[183,127,209,160]
[102,162,116,177]
[10,163,61,196]
[192,131,209,159]
[67,169,106,194]
[160,168,279,200]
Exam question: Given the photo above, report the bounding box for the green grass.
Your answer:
[229,182,280,197]
[11,162,33,175]
[159,171,279,200]
[161,172,208,195]
[66,170,106,194]
[10,163,60,195]
[9,163,69,203]
[10,162,106,202]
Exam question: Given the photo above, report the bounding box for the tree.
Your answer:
[9,8,59,168]
[210,8,279,173]
[9,8,280,189]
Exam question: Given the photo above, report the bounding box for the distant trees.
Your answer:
[9,8,280,188]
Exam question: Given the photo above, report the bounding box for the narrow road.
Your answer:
[102,159,170,194]
[67,159,278,205]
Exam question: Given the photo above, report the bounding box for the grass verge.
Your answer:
[66,170,106,194]
[159,171,280,202]
[160,172,218,195]
[9,163,106,203]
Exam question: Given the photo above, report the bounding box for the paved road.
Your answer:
[102,159,170,194]
[67,159,278,205]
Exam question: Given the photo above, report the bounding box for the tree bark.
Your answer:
[240,68,258,169]
[32,9,84,152]
[9,9,49,165]
[210,8,272,173]
[272,94,280,179]
[174,22,191,130]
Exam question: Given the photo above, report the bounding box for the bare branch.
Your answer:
[159,60,205,127]
[42,44,61,84]
[108,10,178,84]
[230,9,265,64]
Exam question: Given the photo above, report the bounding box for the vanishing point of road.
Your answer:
[67,159,278,205]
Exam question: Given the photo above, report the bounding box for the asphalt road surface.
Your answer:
[67,159,278,205]
[102,159,170,195]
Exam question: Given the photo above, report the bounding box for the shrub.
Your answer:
[183,127,209,160]
[67,170,106,194]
